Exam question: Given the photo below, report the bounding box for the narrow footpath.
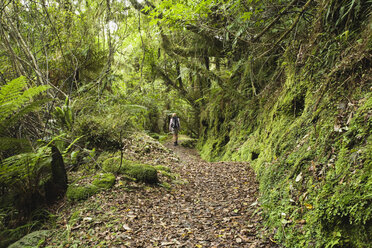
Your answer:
[47,140,277,247]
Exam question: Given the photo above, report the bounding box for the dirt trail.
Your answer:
[148,142,276,248]
[47,141,277,247]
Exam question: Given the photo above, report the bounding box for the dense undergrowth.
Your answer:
[198,16,372,248]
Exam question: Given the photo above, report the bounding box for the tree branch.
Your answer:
[252,0,300,42]
[129,0,224,55]
[153,63,199,109]
[259,0,313,58]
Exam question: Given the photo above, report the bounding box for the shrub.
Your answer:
[74,115,123,151]
[73,101,134,151]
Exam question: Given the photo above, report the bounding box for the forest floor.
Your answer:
[44,138,278,248]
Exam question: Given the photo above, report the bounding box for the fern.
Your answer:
[2,98,51,132]
[0,137,29,151]
[53,96,75,130]
[0,76,50,123]
[0,77,50,151]
[0,145,51,192]
[325,0,371,32]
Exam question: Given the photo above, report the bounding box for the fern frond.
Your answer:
[0,137,31,151]
[0,77,28,121]
[0,146,51,187]
[0,98,52,134]
[0,77,50,123]
[63,135,84,154]
[0,76,26,104]
[22,85,50,100]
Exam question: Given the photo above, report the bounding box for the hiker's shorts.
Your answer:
[171,128,179,135]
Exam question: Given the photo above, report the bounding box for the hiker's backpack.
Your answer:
[171,117,179,129]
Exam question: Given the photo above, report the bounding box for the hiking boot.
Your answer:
[174,141,178,146]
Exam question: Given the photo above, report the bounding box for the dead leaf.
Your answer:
[304,203,313,209]
[123,224,132,231]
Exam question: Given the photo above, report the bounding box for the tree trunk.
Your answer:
[45,146,68,203]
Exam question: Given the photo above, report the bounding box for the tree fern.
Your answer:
[0,137,29,151]
[0,145,51,193]
[0,77,50,151]
[0,76,50,124]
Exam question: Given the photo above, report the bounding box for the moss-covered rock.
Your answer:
[8,230,51,248]
[92,173,116,189]
[123,163,158,184]
[100,153,159,184]
[66,185,99,201]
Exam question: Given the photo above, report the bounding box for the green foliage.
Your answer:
[0,76,50,151]
[325,0,372,33]
[0,0,370,246]
[53,97,74,131]
[0,77,49,123]
[0,145,51,198]
[159,182,172,190]
[180,138,197,148]
[73,101,132,151]
[66,173,116,202]
[199,36,371,247]
[0,223,46,248]
[153,165,171,173]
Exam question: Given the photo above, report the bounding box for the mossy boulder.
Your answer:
[66,185,99,201]
[99,152,121,172]
[92,173,116,189]
[100,154,158,184]
[123,163,158,184]
[66,172,116,202]
[8,230,51,248]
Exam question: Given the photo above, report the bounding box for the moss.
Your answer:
[198,53,371,247]
[159,182,172,190]
[8,230,51,248]
[92,173,116,189]
[123,164,158,184]
[99,153,158,184]
[66,185,99,201]
[153,165,171,173]
[0,224,31,248]
[158,134,169,143]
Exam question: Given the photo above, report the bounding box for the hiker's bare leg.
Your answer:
[173,132,178,145]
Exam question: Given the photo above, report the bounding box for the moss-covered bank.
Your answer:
[198,19,372,248]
